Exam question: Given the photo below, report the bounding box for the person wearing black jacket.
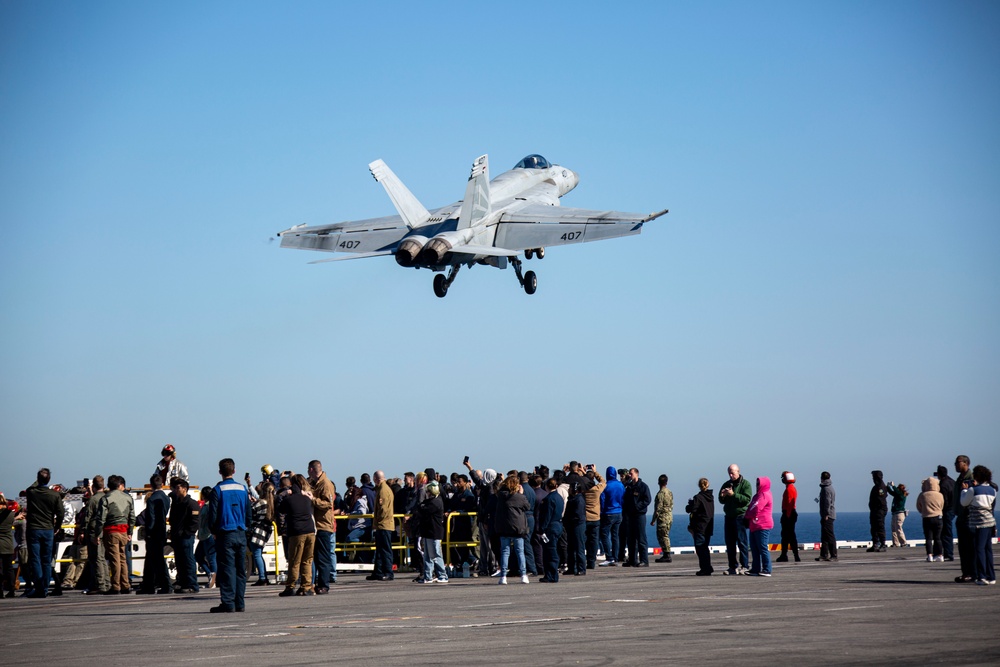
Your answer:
[138,475,171,595]
[416,481,448,583]
[277,475,316,596]
[169,479,200,593]
[686,478,715,575]
[564,483,587,576]
[935,465,956,560]
[867,470,888,552]
[622,468,651,567]
[494,475,530,584]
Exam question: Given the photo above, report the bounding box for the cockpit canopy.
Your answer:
[514,154,551,170]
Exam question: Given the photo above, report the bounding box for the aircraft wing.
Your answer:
[493,204,667,250]
[278,215,409,255]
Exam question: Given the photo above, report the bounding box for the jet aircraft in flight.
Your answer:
[277,154,667,297]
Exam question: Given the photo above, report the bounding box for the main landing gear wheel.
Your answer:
[433,273,448,298]
[535,247,545,259]
[525,248,534,260]
[524,270,537,295]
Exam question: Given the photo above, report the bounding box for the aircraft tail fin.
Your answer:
[457,154,491,230]
[368,159,431,229]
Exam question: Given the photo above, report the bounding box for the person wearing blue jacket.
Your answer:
[207,458,252,613]
[599,466,624,567]
[537,479,564,583]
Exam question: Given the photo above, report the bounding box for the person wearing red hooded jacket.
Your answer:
[744,477,774,576]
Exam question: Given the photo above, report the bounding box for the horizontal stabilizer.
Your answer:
[308,250,394,263]
[368,159,431,229]
[449,243,519,257]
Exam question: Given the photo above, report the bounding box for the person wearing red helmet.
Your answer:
[154,444,189,485]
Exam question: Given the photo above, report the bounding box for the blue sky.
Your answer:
[2,2,998,510]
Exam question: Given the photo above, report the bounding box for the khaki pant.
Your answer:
[62,544,88,589]
[891,512,907,547]
[104,531,130,592]
[285,533,315,592]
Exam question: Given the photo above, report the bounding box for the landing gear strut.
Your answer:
[433,265,461,298]
[511,257,537,295]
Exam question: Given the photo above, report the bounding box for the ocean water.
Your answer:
[653,512,933,548]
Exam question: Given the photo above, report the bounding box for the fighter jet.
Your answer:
[277,153,667,297]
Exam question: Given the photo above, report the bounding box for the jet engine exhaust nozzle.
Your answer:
[419,237,452,266]
[395,236,428,267]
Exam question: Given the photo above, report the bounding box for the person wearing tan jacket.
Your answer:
[916,476,945,562]
[308,461,337,593]
[583,468,606,569]
[367,471,396,581]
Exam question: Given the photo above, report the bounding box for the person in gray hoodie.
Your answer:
[816,471,837,562]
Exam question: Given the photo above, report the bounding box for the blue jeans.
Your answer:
[173,534,199,591]
[27,528,54,595]
[600,513,622,562]
[724,515,750,571]
[216,530,247,610]
[250,544,267,581]
[974,526,996,582]
[694,532,713,574]
[422,538,447,581]
[314,530,333,588]
[195,535,216,575]
[749,529,771,574]
[500,536,525,577]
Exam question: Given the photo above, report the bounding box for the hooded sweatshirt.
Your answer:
[916,477,944,518]
[600,466,624,515]
[935,466,955,511]
[869,471,887,513]
[744,477,774,532]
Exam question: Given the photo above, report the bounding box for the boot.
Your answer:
[775,554,789,562]
[793,551,801,562]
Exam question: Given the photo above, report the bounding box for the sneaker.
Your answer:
[435,577,449,584]
[760,573,772,577]
[413,578,429,584]
[498,577,507,585]
[598,560,617,567]
[723,569,737,575]
[926,555,934,562]
[520,575,529,584]
[976,579,987,586]
[934,556,944,562]
[491,569,502,577]
[987,580,997,585]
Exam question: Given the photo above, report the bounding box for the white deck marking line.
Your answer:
[568,596,591,600]
[179,655,241,661]
[458,601,514,608]
[824,605,884,612]
[296,617,581,629]
[197,624,246,630]
[606,599,649,602]
[692,613,755,621]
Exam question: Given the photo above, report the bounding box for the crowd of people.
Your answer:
[0,447,996,613]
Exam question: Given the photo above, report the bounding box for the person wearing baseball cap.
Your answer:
[154,444,189,484]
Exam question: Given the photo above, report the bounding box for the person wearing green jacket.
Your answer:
[719,464,752,575]
[887,481,909,547]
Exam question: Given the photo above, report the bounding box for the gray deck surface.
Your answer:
[3,547,997,666]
